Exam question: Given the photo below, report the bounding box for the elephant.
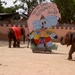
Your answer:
[8,26,25,48]
[60,32,75,60]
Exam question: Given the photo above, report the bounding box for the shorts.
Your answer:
[40,37,45,40]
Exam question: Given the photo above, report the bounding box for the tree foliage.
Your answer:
[1,0,75,23]
[4,6,16,13]
[51,0,75,23]
[0,0,17,13]
[0,0,6,13]
[14,0,46,15]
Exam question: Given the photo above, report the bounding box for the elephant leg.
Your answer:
[68,46,75,60]
[17,40,20,47]
[9,38,12,48]
[13,39,17,47]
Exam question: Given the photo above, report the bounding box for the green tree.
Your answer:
[14,0,46,15]
[0,0,6,13]
[51,0,75,24]
[4,6,16,13]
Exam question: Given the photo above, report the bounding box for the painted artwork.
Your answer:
[27,2,61,52]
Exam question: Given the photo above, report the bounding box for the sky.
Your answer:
[1,0,20,8]
[1,0,51,8]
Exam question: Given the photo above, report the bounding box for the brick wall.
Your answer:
[51,26,75,42]
[0,24,75,42]
[52,26,75,37]
[0,24,29,40]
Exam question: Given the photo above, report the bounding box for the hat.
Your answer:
[40,15,45,20]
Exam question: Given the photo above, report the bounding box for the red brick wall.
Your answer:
[51,26,75,42]
[52,26,75,37]
[0,24,29,40]
[0,24,75,42]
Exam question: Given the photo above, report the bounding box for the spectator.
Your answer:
[27,34,30,48]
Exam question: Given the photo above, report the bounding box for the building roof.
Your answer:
[0,13,19,20]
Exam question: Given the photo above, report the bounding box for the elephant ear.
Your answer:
[33,20,42,31]
[45,15,58,28]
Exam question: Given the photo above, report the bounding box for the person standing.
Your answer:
[27,34,30,48]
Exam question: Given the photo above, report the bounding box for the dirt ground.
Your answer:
[0,41,75,75]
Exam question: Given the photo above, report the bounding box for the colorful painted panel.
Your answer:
[27,2,61,50]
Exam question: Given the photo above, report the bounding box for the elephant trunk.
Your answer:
[60,37,66,45]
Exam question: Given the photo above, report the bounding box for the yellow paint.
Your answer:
[48,28,55,34]
[32,28,55,40]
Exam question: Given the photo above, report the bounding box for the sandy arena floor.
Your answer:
[0,41,75,75]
